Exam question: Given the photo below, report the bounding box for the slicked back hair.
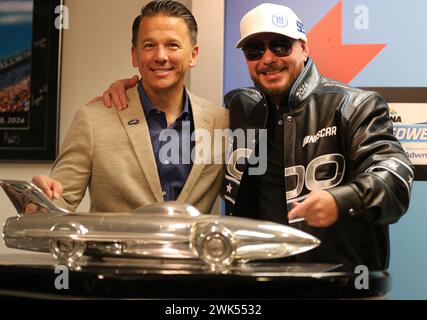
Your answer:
[132,0,198,47]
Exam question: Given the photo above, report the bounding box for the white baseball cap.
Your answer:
[236,3,307,48]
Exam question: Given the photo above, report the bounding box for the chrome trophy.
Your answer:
[1,180,320,269]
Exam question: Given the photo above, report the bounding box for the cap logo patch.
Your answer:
[296,20,306,34]
[271,14,288,28]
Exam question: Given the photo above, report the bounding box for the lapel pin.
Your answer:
[128,119,139,126]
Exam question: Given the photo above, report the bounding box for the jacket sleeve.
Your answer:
[50,107,94,212]
[327,93,414,225]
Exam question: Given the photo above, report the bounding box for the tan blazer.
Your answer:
[51,87,229,214]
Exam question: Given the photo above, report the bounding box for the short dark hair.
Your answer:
[132,0,198,47]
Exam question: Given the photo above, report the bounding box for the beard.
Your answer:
[251,76,295,103]
[250,59,305,102]
[253,80,292,98]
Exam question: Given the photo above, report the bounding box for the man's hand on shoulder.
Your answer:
[86,75,139,110]
[32,175,63,200]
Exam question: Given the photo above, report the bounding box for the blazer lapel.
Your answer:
[117,87,164,202]
[177,93,214,203]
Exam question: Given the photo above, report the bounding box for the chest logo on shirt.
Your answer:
[303,126,337,148]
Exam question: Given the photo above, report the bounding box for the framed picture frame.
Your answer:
[0,0,62,161]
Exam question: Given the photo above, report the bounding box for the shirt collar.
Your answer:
[137,81,190,120]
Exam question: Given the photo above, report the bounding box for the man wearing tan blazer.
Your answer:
[48,87,227,213]
[32,1,228,214]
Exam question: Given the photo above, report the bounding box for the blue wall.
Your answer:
[389,181,427,299]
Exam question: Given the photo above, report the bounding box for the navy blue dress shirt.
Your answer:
[137,82,194,201]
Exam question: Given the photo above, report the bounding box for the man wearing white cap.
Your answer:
[95,3,413,270]
[223,3,413,270]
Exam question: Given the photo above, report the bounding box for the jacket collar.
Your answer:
[287,58,322,111]
[117,87,164,202]
[177,92,214,203]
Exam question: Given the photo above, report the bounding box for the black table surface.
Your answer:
[0,253,390,299]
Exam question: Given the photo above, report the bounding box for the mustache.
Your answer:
[257,66,288,74]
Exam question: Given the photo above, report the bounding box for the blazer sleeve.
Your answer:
[51,107,94,211]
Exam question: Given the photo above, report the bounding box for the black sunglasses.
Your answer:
[242,38,295,61]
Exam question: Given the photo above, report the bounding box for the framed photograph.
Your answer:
[0,0,62,161]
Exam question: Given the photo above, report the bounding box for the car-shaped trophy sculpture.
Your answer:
[1,180,320,270]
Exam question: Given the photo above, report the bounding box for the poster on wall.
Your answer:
[224,0,427,180]
[389,105,427,178]
[0,0,62,161]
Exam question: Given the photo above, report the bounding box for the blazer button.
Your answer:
[349,208,356,216]
[286,116,293,122]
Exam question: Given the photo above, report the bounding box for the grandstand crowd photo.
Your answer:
[0,50,31,114]
[0,0,33,129]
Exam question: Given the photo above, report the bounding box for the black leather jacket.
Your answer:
[224,58,414,270]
